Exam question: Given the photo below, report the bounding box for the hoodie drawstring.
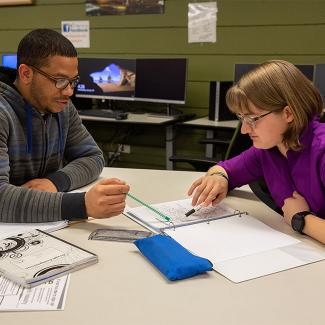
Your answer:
[57,112,64,154]
[25,102,33,154]
[24,102,64,154]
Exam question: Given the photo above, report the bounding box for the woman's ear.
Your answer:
[283,105,294,123]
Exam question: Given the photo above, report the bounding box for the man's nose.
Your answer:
[61,83,74,97]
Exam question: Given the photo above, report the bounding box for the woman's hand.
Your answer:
[282,191,309,225]
[188,169,229,207]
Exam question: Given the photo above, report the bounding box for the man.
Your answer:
[0,28,129,223]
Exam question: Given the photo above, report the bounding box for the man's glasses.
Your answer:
[29,65,80,90]
[236,111,274,128]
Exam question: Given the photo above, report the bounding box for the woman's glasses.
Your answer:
[236,111,274,128]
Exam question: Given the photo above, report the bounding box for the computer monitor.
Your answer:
[234,63,314,82]
[208,81,236,121]
[1,54,17,69]
[314,64,325,103]
[135,58,187,104]
[75,58,136,101]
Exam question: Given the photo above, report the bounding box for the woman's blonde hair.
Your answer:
[226,60,323,150]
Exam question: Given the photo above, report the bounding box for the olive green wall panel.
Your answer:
[2,0,323,30]
[0,0,324,170]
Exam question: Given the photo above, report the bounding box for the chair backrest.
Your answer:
[225,122,252,159]
[249,179,282,214]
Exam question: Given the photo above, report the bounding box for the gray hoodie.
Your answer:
[0,67,104,223]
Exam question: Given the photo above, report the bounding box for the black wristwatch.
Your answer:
[291,211,314,234]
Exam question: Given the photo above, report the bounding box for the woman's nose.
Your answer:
[240,121,252,134]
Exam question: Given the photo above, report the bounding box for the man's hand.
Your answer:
[282,191,310,225]
[21,178,58,192]
[85,178,130,219]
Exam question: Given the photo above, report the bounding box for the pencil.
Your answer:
[127,193,173,223]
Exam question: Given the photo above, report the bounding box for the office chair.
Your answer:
[169,121,250,171]
[248,178,282,214]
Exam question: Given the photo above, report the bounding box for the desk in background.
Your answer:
[5,167,325,325]
[180,117,238,158]
[170,117,238,170]
[79,112,183,170]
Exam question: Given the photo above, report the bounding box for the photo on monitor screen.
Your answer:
[76,58,136,100]
[135,58,187,104]
[1,54,17,69]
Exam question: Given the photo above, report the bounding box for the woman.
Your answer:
[188,60,325,244]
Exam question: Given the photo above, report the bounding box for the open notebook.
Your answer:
[125,198,325,282]
[125,198,241,232]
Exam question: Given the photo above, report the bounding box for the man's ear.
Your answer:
[283,105,294,123]
[17,64,33,85]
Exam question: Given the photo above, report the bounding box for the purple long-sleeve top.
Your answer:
[218,117,325,218]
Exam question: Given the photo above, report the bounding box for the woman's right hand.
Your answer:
[187,168,229,207]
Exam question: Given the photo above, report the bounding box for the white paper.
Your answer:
[188,2,218,43]
[215,242,325,283]
[165,214,300,262]
[0,220,68,240]
[61,20,90,48]
[0,274,70,311]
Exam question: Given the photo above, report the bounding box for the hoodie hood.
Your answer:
[0,66,17,85]
[0,67,64,154]
[0,67,25,111]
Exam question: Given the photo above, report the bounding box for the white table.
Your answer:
[4,168,325,325]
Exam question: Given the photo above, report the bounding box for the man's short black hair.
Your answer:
[17,29,77,68]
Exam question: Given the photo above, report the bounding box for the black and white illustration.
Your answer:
[0,230,97,287]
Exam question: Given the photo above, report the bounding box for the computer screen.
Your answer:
[1,54,17,69]
[314,64,325,103]
[234,63,314,82]
[76,58,136,101]
[135,58,187,104]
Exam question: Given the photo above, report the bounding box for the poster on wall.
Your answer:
[85,0,164,16]
[61,21,90,48]
[0,0,32,5]
[188,2,218,43]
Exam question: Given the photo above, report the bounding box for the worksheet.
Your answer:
[125,198,237,231]
[0,274,70,311]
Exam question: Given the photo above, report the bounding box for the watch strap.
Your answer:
[291,211,314,234]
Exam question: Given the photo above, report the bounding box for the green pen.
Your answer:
[127,193,173,223]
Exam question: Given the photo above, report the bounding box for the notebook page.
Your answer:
[165,214,300,262]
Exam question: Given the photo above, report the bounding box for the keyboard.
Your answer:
[78,109,128,120]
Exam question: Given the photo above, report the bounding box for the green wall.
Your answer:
[1,0,325,169]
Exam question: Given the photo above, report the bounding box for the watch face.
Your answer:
[292,214,305,233]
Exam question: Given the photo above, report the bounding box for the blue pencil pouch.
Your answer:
[134,234,213,281]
